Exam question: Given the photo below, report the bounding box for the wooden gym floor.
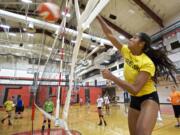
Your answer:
[0,104,179,135]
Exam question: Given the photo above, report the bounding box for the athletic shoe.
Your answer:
[104,121,107,126]
[41,125,45,132]
[157,117,163,122]
[98,122,102,126]
[174,124,180,128]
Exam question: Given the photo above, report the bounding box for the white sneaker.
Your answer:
[157,117,163,122]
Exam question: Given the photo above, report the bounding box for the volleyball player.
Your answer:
[41,96,54,132]
[168,86,180,127]
[124,91,130,114]
[15,95,24,119]
[1,97,14,126]
[97,16,176,135]
[97,95,107,126]
[104,94,110,115]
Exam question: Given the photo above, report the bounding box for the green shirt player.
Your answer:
[42,96,54,132]
[44,99,54,113]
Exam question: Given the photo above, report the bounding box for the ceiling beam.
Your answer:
[1,7,63,24]
[0,27,92,54]
[132,0,164,27]
[1,7,37,17]
[101,16,133,39]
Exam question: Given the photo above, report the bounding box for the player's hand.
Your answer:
[101,69,113,80]
[167,97,171,102]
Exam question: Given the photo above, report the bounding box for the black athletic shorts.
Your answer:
[15,106,24,113]
[130,91,159,111]
[97,107,102,110]
[172,105,180,118]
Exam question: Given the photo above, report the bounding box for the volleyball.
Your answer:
[36,2,60,22]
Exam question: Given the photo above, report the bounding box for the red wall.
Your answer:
[37,86,48,106]
[89,87,102,104]
[0,85,4,100]
[61,87,67,105]
[79,87,85,104]
[51,86,57,106]
[0,85,103,107]
[78,87,102,104]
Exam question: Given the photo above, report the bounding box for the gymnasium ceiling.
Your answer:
[0,0,180,67]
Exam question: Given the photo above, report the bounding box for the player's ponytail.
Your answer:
[138,32,177,84]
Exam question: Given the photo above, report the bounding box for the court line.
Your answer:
[153,121,175,132]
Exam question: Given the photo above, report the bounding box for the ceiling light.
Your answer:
[104,60,110,63]
[55,58,60,61]
[62,12,71,17]
[100,42,104,46]
[27,52,32,55]
[21,0,32,3]
[90,44,96,48]
[27,33,34,37]
[47,47,52,51]
[15,52,22,56]
[9,33,16,36]
[128,9,135,14]
[27,44,33,47]
[119,35,126,40]
[0,24,10,29]
[71,40,76,44]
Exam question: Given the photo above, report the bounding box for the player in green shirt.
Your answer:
[41,96,54,132]
[1,97,15,126]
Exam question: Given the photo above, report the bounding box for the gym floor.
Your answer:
[0,104,179,135]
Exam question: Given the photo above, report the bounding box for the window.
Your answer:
[111,66,117,71]
[119,63,124,69]
[171,41,180,50]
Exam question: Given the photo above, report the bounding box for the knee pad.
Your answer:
[43,120,47,123]
[48,119,51,123]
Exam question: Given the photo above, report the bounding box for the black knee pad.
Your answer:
[48,119,51,123]
[43,120,47,123]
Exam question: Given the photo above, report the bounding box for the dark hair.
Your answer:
[138,32,177,84]
[18,95,21,98]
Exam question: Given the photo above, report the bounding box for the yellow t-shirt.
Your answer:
[120,45,156,96]
[4,100,14,112]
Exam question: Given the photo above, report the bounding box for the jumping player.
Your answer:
[97,16,176,135]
